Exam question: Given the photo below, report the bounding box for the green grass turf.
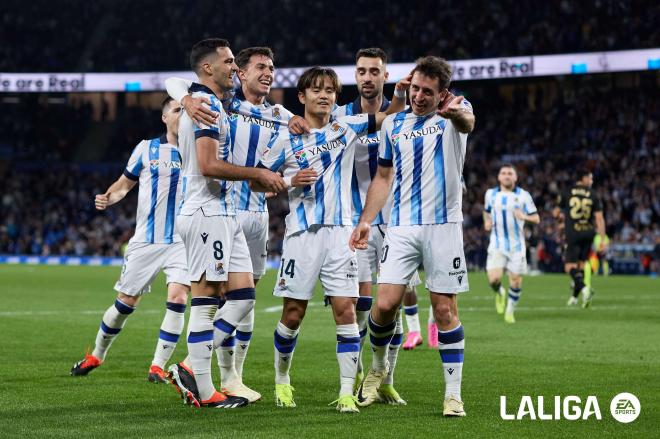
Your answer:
[0,265,658,438]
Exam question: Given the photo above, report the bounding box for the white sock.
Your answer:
[355,296,372,374]
[368,314,395,372]
[234,308,254,380]
[506,287,522,314]
[438,323,465,400]
[213,289,255,386]
[274,321,298,385]
[383,311,403,386]
[187,297,218,401]
[92,298,135,361]
[151,302,186,369]
[336,323,360,396]
[404,305,421,333]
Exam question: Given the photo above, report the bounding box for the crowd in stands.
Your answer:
[2,0,658,72]
[1,72,658,273]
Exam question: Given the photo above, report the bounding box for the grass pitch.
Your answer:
[0,265,657,438]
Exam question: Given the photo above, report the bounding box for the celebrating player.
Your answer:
[483,165,540,323]
[165,46,294,402]
[253,66,407,413]
[71,98,191,383]
[555,168,606,308]
[169,38,286,409]
[331,47,419,403]
[349,56,475,416]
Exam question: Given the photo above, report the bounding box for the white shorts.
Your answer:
[273,225,358,300]
[237,210,269,279]
[377,223,468,294]
[486,249,527,274]
[114,241,190,296]
[356,224,422,288]
[176,208,253,282]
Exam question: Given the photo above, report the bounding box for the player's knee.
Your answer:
[281,306,305,329]
[333,303,356,325]
[509,275,522,289]
[433,302,455,327]
[167,283,189,304]
[375,296,398,319]
[117,292,139,307]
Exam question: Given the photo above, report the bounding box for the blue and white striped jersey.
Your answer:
[378,103,472,227]
[226,93,293,212]
[484,186,537,253]
[258,114,376,236]
[177,83,235,216]
[332,97,390,225]
[123,134,182,244]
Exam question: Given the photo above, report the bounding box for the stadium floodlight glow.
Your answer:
[1,48,658,93]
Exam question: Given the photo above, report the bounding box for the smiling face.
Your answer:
[239,54,274,98]
[298,75,337,119]
[409,71,447,116]
[206,46,238,92]
[498,166,518,190]
[355,56,388,100]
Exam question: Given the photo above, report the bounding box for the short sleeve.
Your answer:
[592,194,603,212]
[340,114,376,137]
[484,189,493,213]
[123,141,145,181]
[257,130,288,172]
[377,120,393,167]
[194,94,223,140]
[523,191,538,215]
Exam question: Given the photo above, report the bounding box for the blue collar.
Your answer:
[351,96,390,114]
[189,82,218,98]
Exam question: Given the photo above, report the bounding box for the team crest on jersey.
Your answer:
[228,112,239,121]
[272,107,281,119]
[215,262,225,275]
[331,122,345,133]
[294,150,308,162]
[391,134,401,145]
[150,159,159,169]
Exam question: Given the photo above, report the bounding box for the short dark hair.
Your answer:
[161,96,174,112]
[500,163,517,173]
[297,67,342,94]
[411,56,452,91]
[235,47,275,70]
[190,38,230,73]
[577,167,593,181]
[355,47,387,64]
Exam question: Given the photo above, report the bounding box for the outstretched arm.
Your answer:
[95,175,137,210]
[438,93,475,133]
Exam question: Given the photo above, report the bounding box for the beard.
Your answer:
[359,85,380,99]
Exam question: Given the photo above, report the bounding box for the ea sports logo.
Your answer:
[610,393,640,423]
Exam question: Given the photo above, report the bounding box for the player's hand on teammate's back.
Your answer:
[181,95,218,128]
[256,169,287,193]
[349,221,371,251]
[291,168,318,187]
[288,115,311,135]
[94,193,110,210]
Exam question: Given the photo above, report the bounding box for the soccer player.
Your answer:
[71,98,191,383]
[165,46,294,402]
[253,66,407,413]
[555,168,606,308]
[483,165,540,323]
[331,47,418,404]
[169,38,285,409]
[349,56,475,416]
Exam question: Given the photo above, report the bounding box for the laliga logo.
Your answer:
[500,393,640,422]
